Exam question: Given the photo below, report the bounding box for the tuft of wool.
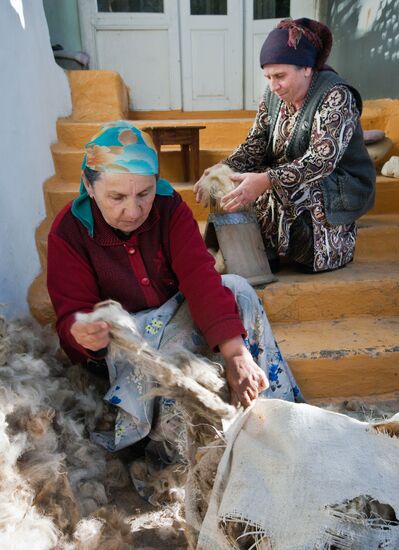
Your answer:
[77,300,236,423]
[196,164,238,208]
[73,517,105,549]
[105,457,131,491]
[0,410,61,549]
[207,248,226,274]
[75,511,149,550]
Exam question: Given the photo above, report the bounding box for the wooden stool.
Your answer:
[204,202,276,286]
[143,125,205,182]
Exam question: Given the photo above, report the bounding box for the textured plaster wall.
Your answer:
[0,1,71,317]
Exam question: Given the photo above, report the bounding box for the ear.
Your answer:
[304,67,313,78]
[82,172,94,198]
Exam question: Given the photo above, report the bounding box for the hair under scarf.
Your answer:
[259,18,333,70]
[71,121,173,236]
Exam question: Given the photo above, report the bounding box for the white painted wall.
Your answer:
[0,1,71,317]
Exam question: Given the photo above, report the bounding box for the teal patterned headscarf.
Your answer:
[71,121,173,236]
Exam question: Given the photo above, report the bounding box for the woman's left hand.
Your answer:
[220,172,272,212]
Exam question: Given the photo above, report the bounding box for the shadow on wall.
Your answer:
[327,0,399,100]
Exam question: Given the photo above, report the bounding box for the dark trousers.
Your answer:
[266,211,314,273]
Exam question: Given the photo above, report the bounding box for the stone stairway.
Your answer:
[28,70,399,401]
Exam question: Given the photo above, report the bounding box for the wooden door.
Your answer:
[78,0,182,111]
[179,0,243,111]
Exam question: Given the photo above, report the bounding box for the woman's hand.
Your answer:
[219,336,269,408]
[70,320,110,352]
[220,172,272,212]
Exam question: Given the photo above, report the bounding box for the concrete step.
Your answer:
[369,175,399,214]
[356,214,399,261]
[260,261,399,323]
[51,143,82,182]
[273,316,399,400]
[309,390,399,412]
[43,177,78,219]
[36,218,51,270]
[27,273,54,327]
[51,142,230,182]
[57,117,252,150]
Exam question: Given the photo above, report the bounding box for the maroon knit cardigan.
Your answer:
[47,192,245,364]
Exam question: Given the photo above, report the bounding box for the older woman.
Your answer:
[195,18,375,273]
[47,122,301,464]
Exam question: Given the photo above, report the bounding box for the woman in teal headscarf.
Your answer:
[47,121,302,500]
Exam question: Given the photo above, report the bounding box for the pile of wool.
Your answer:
[0,304,228,549]
[76,300,238,548]
[0,313,135,549]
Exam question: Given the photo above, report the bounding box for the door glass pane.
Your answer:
[253,0,290,20]
[190,0,227,15]
[97,0,163,12]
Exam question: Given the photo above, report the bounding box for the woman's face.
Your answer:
[84,172,157,233]
[263,64,313,105]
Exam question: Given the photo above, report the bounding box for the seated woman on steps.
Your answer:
[47,122,303,465]
[195,18,375,273]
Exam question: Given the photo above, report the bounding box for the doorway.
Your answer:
[79,0,298,111]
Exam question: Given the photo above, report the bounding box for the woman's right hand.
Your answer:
[70,320,110,351]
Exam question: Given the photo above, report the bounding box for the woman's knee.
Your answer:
[222,274,252,294]
[221,274,262,310]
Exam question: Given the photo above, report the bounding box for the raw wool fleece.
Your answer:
[0,314,135,549]
[76,300,238,547]
[76,301,235,424]
[199,399,399,550]
[197,164,238,208]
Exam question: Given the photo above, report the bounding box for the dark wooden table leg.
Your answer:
[181,143,190,182]
[151,131,162,176]
[191,130,200,182]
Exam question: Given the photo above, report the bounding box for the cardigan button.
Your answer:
[127,247,136,255]
[141,277,150,286]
